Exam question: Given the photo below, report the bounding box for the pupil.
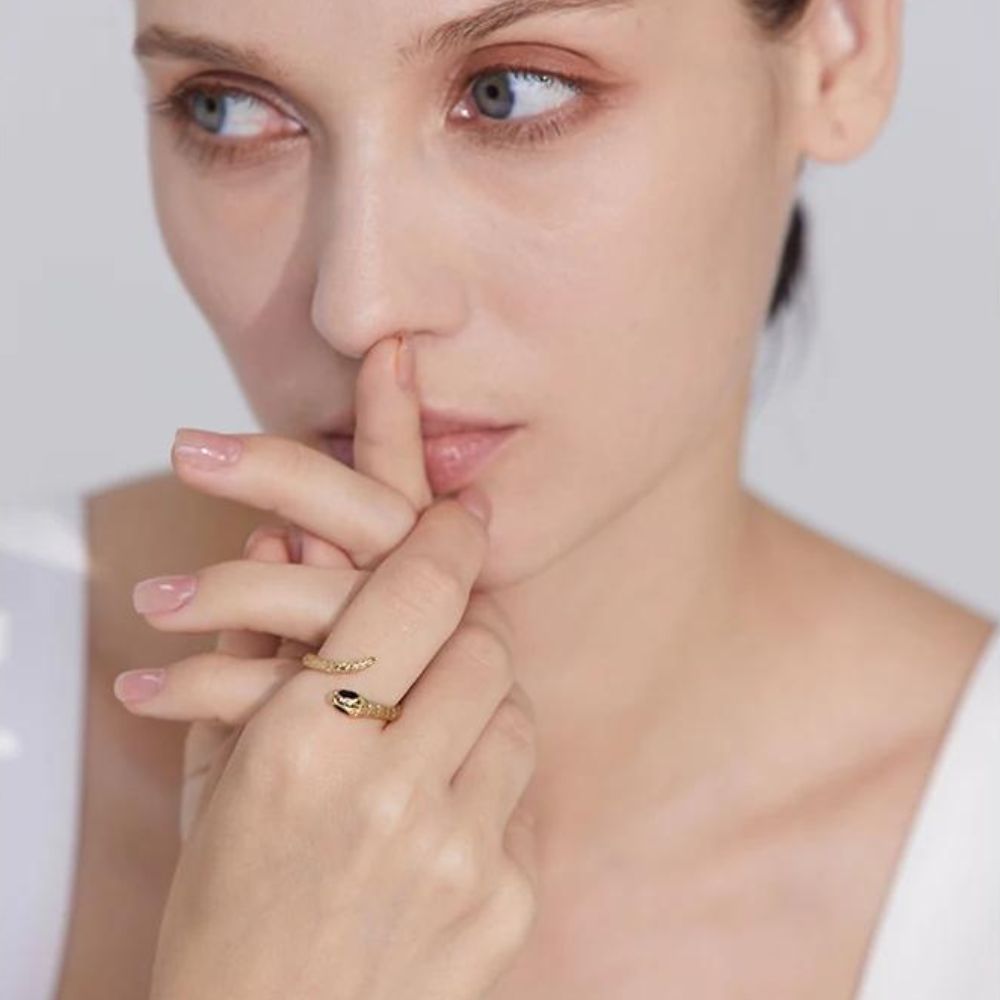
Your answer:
[194,92,224,132]
[473,71,514,120]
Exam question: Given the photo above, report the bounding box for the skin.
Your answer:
[53,0,996,996]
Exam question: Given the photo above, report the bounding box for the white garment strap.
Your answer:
[855,625,1000,999]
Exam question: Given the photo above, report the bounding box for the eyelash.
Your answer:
[146,63,598,169]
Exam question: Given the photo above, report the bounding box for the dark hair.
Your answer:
[745,0,812,324]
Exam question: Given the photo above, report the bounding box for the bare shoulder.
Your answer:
[747,493,996,688]
[725,497,998,996]
[56,472,264,1000]
[739,494,996,798]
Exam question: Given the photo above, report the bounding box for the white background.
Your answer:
[1,0,997,616]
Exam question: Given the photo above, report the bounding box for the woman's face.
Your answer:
[136,0,801,586]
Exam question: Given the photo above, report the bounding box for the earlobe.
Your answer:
[794,0,902,165]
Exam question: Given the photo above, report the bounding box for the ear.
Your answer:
[786,0,904,164]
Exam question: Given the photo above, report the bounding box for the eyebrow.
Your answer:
[398,0,636,63]
[132,0,635,74]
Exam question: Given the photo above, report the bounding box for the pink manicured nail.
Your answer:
[395,334,415,390]
[113,669,165,703]
[133,575,197,614]
[173,428,244,469]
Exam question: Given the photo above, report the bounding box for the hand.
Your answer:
[122,336,537,997]
[141,335,438,837]
[149,496,539,1000]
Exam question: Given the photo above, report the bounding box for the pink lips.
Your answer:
[322,404,513,439]
[322,426,518,495]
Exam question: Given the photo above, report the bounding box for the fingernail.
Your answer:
[242,525,285,558]
[113,668,165,704]
[457,486,492,525]
[133,574,197,614]
[395,334,415,391]
[173,428,244,470]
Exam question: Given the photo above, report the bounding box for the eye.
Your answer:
[147,61,600,170]
[449,63,596,149]
[183,88,280,139]
[147,80,305,169]
[456,66,581,124]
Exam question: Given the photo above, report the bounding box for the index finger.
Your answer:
[171,429,416,569]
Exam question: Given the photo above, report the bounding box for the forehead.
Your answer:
[134,0,641,67]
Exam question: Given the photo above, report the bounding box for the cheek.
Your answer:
[462,65,785,585]
[151,145,308,323]
[149,141,317,418]
[478,66,782,493]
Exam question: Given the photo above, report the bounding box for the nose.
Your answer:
[307,126,466,361]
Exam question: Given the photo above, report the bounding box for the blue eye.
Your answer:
[148,61,599,169]
[467,67,582,122]
[185,89,275,138]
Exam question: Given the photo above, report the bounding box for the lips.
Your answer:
[321,425,519,495]
[321,405,513,439]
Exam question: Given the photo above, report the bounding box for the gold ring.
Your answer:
[300,652,401,722]
[301,653,377,674]
[326,688,402,722]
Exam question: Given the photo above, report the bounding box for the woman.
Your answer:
[42,0,997,995]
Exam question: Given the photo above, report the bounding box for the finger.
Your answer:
[183,721,232,780]
[181,722,241,841]
[450,683,538,841]
[214,526,294,659]
[352,334,435,514]
[133,560,369,646]
[186,525,288,839]
[170,428,416,569]
[121,650,302,724]
[292,524,355,570]
[384,597,515,779]
[255,494,491,740]
[217,523,352,660]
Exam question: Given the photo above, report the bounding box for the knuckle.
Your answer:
[356,771,422,835]
[464,592,514,645]
[489,694,536,751]
[389,552,465,616]
[488,866,538,948]
[451,622,513,683]
[428,828,485,897]
[238,710,320,781]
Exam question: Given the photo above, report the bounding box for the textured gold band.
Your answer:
[300,652,401,722]
[301,653,377,674]
[326,688,402,722]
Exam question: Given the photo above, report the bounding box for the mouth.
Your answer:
[320,403,516,439]
[320,424,520,495]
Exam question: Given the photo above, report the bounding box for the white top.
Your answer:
[0,492,88,1000]
[854,621,1000,998]
[0,492,997,999]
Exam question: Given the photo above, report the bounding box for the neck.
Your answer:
[488,401,768,857]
